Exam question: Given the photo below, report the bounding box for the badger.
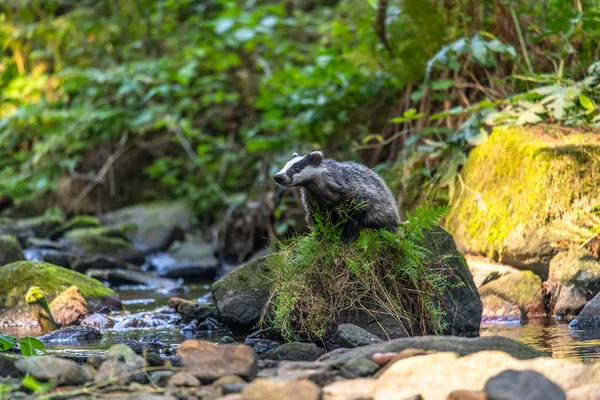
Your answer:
[273,151,400,243]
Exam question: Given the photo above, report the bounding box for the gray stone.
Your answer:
[39,326,102,343]
[15,356,94,386]
[149,370,174,387]
[150,240,218,279]
[485,369,565,400]
[548,249,600,317]
[265,343,325,362]
[569,291,600,329]
[212,256,272,328]
[95,358,146,385]
[0,235,24,266]
[167,371,200,387]
[336,323,383,348]
[342,356,381,377]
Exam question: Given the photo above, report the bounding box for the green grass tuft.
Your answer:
[261,201,456,342]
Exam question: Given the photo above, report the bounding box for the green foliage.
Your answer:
[263,201,453,342]
[0,333,45,356]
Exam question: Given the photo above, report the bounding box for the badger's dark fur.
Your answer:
[273,151,400,243]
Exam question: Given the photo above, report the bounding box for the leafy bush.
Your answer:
[262,200,453,341]
[0,334,45,356]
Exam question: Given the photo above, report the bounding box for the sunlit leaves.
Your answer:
[19,337,45,357]
[0,334,16,351]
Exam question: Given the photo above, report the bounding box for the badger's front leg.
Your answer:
[341,218,361,244]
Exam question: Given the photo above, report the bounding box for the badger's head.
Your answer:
[273,151,323,187]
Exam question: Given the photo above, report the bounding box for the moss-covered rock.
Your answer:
[0,235,24,266]
[479,270,544,317]
[50,216,101,239]
[547,248,600,317]
[212,256,272,328]
[63,227,145,264]
[0,214,64,241]
[100,201,193,251]
[446,126,600,278]
[0,261,121,328]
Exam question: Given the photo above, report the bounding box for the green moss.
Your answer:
[479,270,542,308]
[446,126,600,259]
[50,216,101,238]
[63,227,133,254]
[0,261,115,309]
[262,203,455,341]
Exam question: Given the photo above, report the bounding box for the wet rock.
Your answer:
[168,297,217,323]
[481,295,523,324]
[124,339,173,358]
[39,325,102,343]
[0,261,121,328]
[244,329,282,355]
[149,240,218,279]
[479,270,545,318]
[569,291,600,329]
[177,339,257,382]
[64,227,145,265]
[87,269,182,292]
[49,285,88,326]
[42,251,71,268]
[342,356,381,377]
[335,323,383,348]
[212,256,272,329]
[265,343,325,362]
[150,370,174,387]
[100,201,192,252]
[242,378,321,400]
[15,356,94,386]
[168,371,200,387]
[220,336,236,344]
[446,126,600,279]
[81,313,115,329]
[105,344,147,369]
[211,375,247,395]
[467,257,519,288]
[0,235,24,266]
[548,249,600,318]
[0,214,64,241]
[484,369,565,400]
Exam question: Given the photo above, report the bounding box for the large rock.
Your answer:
[324,350,600,400]
[212,256,273,329]
[100,201,193,252]
[481,295,523,324]
[49,285,88,326]
[63,227,145,265]
[265,343,325,362]
[177,340,258,382]
[569,291,600,329]
[547,248,600,317]
[15,357,95,386]
[446,126,600,278]
[212,228,482,338]
[479,270,545,318]
[0,261,121,328]
[0,235,24,266]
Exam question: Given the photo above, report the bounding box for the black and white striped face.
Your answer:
[273,151,323,187]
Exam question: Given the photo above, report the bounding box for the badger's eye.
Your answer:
[293,166,301,173]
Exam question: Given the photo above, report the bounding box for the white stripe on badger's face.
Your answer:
[274,155,323,187]
[278,156,304,176]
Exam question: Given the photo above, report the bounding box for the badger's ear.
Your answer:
[292,152,299,159]
[307,151,323,166]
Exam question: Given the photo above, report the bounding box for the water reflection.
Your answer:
[481,318,600,364]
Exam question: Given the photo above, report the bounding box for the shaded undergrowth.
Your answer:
[262,201,454,342]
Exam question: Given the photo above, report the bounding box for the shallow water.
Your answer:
[481,319,600,364]
[6,283,600,364]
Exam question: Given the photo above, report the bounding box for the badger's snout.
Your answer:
[273,174,285,184]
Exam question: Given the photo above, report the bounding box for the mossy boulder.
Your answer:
[479,270,545,318]
[212,256,273,328]
[63,227,145,265]
[446,126,600,278]
[0,261,121,328]
[100,201,193,252]
[547,248,600,317]
[50,216,101,239]
[212,228,482,339]
[0,235,24,266]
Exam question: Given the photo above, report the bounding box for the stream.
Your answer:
[3,279,599,364]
